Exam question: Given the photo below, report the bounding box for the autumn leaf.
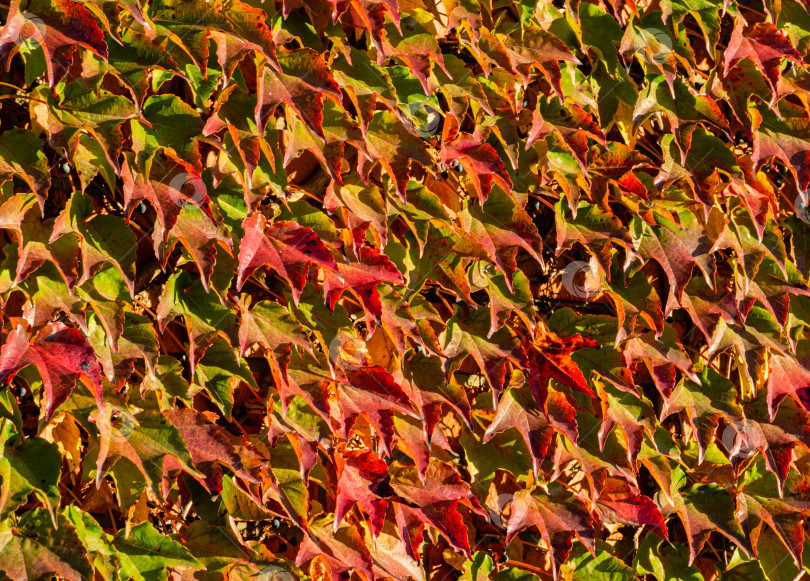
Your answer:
[671,483,753,565]
[322,246,404,334]
[441,119,512,204]
[751,100,810,191]
[157,271,236,372]
[295,516,374,580]
[524,328,599,405]
[461,188,544,290]
[0,0,107,91]
[484,381,577,476]
[237,213,338,304]
[443,306,519,406]
[256,47,340,138]
[0,323,103,421]
[0,511,93,581]
[339,365,418,456]
[389,461,486,558]
[594,477,667,540]
[121,153,216,241]
[51,190,137,296]
[238,299,312,358]
[363,110,432,201]
[724,22,803,107]
[0,193,79,291]
[3,0,810,579]
[506,484,596,580]
[0,131,50,209]
[333,447,390,537]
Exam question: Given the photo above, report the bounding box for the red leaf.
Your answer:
[724,21,802,105]
[398,500,471,555]
[256,47,341,138]
[525,329,599,404]
[295,516,374,580]
[390,462,486,558]
[594,478,667,539]
[333,447,390,537]
[622,325,699,399]
[587,142,652,205]
[214,0,281,77]
[766,343,810,421]
[0,0,107,90]
[121,153,216,242]
[735,396,810,495]
[506,485,596,580]
[338,0,401,63]
[323,247,404,334]
[485,383,577,476]
[0,323,102,420]
[237,214,338,304]
[163,408,263,485]
[441,119,512,204]
[339,366,417,456]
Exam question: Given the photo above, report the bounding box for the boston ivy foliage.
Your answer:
[1,0,810,579]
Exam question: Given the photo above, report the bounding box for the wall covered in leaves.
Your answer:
[0,0,810,579]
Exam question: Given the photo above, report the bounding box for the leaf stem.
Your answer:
[504,559,556,580]
[0,94,48,104]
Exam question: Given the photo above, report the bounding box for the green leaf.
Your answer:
[0,510,94,581]
[157,271,237,371]
[0,437,61,519]
[94,410,200,499]
[756,526,802,581]
[112,522,203,581]
[0,131,50,210]
[565,542,640,580]
[443,306,518,406]
[131,94,204,168]
[220,474,276,521]
[634,535,704,581]
[193,335,257,419]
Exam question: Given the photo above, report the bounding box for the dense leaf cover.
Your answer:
[1,0,810,579]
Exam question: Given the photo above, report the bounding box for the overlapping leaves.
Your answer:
[1,0,810,580]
